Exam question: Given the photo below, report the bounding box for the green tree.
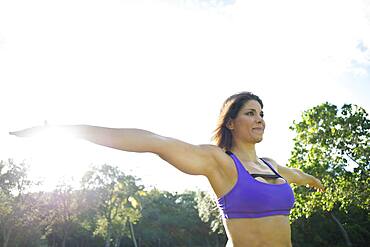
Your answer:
[0,159,38,247]
[289,103,369,246]
[195,190,227,246]
[82,164,143,247]
[134,189,223,247]
[42,182,82,247]
[11,192,45,247]
[58,188,105,247]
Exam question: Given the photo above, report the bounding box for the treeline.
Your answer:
[0,160,226,247]
[1,102,369,247]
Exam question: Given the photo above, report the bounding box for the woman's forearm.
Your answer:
[9,124,162,153]
[61,125,161,153]
[296,170,314,185]
[295,169,324,191]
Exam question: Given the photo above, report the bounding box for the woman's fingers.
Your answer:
[9,129,30,137]
[9,126,45,137]
[310,177,325,192]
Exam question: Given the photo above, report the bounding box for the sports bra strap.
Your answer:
[260,158,282,178]
[226,151,283,178]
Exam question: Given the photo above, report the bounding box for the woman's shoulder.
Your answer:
[199,144,230,164]
[199,144,228,157]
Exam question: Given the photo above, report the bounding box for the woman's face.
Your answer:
[228,100,265,144]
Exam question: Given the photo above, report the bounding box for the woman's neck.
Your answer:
[231,142,258,162]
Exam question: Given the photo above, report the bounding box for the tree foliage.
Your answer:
[134,189,223,247]
[289,103,369,246]
[81,164,143,247]
[0,160,226,246]
[195,190,225,235]
[44,183,82,247]
[0,159,42,247]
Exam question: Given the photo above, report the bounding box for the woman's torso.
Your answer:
[225,215,292,247]
[207,150,294,247]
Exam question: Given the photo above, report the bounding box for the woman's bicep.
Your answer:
[152,136,220,176]
[263,157,299,184]
[277,165,300,184]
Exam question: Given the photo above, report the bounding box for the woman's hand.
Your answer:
[305,174,325,192]
[9,125,49,137]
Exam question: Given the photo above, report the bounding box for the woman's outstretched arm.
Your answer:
[10,125,222,176]
[263,157,324,191]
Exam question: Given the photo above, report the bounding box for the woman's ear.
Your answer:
[226,119,234,130]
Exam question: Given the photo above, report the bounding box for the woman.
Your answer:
[10,91,324,247]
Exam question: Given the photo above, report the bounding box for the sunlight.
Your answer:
[25,127,89,191]
[1,0,369,193]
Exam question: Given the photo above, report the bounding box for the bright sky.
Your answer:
[0,0,369,193]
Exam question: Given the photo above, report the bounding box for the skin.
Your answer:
[9,100,324,247]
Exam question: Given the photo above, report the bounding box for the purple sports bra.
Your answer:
[217,151,295,219]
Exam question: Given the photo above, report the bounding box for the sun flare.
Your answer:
[25,127,90,190]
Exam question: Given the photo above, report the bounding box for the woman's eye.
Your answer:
[245,111,264,117]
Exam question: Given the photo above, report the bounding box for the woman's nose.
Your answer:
[256,115,264,124]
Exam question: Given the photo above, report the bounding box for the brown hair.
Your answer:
[212,92,263,151]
